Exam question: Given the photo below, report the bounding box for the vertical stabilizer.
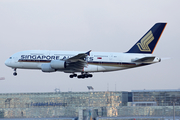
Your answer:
[127,23,167,54]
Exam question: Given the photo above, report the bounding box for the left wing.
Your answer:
[65,50,91,71]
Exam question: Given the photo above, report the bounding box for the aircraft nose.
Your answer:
[5,59,10,67]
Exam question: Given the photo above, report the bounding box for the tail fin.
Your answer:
[127,23,167,54]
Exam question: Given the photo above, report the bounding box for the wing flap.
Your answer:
[67,50,91,62]
[65,50,91,72]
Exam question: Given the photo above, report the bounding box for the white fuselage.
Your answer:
[5,50,160,73]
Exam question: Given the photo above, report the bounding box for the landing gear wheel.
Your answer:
[84,74,89,78]
[77,75,85,79]
[88,74,93,78]
[69,75,74,78]
[13,72,17,76]
[73,74,77,77]
[77,75,81,78]
[69,73,78,78]
[81,75,85,79]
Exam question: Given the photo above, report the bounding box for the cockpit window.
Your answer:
[9,57,12,59]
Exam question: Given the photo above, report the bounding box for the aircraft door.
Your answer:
[95,55,103,72]
[14,57,18,63]
[118,56,122,67]
[15,56,23,67]
[118,55,122,67]
[109,54,113,60]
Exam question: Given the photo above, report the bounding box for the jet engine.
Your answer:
[41,63,56,72]
[50,60,66,69]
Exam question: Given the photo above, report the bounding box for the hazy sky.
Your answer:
[0,0,180,93]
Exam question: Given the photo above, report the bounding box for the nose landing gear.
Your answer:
[13,68,17,76]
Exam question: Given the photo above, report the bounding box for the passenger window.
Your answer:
[9,57,12,59]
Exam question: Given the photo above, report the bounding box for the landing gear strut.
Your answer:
[13,68,17,76]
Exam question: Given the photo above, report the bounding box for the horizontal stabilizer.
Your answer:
[132,56,155,63]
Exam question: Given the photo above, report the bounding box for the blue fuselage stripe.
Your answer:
[18,59,150,67]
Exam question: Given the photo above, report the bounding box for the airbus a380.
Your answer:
[5,23,167,79]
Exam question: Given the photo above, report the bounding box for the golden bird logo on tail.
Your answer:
[137,31,154,52]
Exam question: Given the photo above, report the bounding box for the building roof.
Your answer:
[132,89,180,92]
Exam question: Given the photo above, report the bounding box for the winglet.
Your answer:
[127,23,167,54]
[85,50,92,56]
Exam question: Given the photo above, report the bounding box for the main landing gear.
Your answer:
[69,74,77,78]
[69,72,93,79]
[13,68,17,76]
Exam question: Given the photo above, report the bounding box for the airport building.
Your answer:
[0,89,180,120]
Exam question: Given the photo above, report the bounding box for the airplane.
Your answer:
[5,23,167,79]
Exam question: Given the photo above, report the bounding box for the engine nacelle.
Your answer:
[50,60,66,69]
[41,63,56,72]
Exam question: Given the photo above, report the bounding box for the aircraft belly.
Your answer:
[21,62,40,69]
[84,64,124,72]
[83,65,97,72]
[8,63,23,68]
[97,66,122,72]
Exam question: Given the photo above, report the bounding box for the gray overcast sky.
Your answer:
[0,0,180,93]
